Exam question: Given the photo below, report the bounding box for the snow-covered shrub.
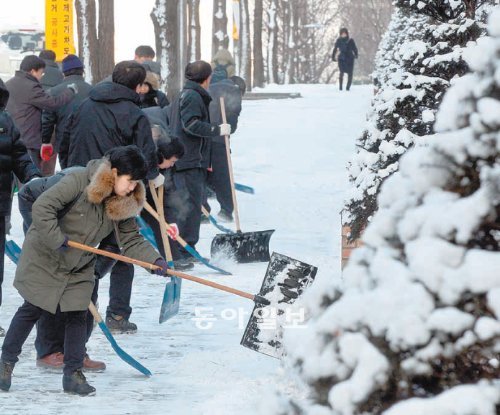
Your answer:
[344,1,488,240]
[280,7,500,415]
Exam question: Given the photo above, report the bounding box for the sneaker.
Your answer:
[217,210,233,223]
[63,369,96,396]
[0,326,5,337]
[0,360,14,392]
[105,314,137,334]
[37,352,64,370]
[173,258,195,271]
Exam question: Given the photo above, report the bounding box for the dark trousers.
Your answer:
[2,301,87,375]
[28,149,57,177]
[101,232,135,319]
[204,142,233,214]
[0,216,5,307]
[35,279,99,359]
[174,168,207,249]
[339,70,353,91]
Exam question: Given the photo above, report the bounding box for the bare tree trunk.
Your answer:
[151,0,185,99]
[239,0,252,89]
[253,0,265,87]
[266,0,278,83]
[75,0,98,84]
[97,0,115,82]
[212,0,229,58]
[188,0,201,61]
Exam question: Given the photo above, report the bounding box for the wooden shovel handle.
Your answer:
[220,97,242,232]
[143,201,189,248]
[148,182,174,263]
[67,240,255,302]
[88,302,102,323]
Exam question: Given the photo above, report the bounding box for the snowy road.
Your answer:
[0,84,371,414]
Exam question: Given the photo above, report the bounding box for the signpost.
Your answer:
[45,0,75,61]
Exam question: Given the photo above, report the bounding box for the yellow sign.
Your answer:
[45,0,76,61]
[232,0,240,41]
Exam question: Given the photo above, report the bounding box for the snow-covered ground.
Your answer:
[0,84,372,414]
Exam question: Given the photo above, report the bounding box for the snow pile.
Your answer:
[277,7,500,415]
[344,2,486,240]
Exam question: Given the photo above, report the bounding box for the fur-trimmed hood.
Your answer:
[85,159,145,221]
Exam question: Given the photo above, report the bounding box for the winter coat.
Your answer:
[5,71,74,150]
[0,79,40,216]
[169,80,220,171]
[14,158,162,314]
[63,81,159,180]
[140,90,169,109]
[40,60,64,90]
[140,71,169,109]
[332,37,358,73]
[212,49,236,78]
[41,75,93,152]
[143,105,172,143]
[208,79,242,144]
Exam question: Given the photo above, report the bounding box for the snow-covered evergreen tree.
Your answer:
[278,7,500,414]
[344,1,489,240]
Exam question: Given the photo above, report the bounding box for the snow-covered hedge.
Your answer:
[278,7,500,415]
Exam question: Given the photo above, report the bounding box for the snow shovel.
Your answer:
[4,242,152,376]
[88,302,152,377]
[148,183,182,324]
[144,202,231,276]
[210,97,274,263]
[240,252,318,358]
[201,206,233,234]
[67,242,317,358]
[235,183,255,195]
[5,239,22,263]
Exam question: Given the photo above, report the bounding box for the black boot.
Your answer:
[105,314,137,334]
[0,326,5,337]
[63,369,96,396]
[0,360,14,392]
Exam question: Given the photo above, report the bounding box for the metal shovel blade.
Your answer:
[159,277,182,324]
[210,230,275,263]
[240,252,318,358]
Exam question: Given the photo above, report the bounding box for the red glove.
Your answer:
[167,223,179,240]
[40,144,53,161]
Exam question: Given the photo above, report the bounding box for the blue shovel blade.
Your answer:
[5,240,22,264]
[97,321,152,376]
[159,277,182,324]
[235,182,255,194]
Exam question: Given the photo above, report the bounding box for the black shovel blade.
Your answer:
[240,252,318,358]
[210,230,275,263]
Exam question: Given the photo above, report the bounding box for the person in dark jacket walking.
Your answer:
[332,28,358,91]
[204,66,242,221]
[169,61,231,253]
[0,78,41,337]
[0,146,170,396]
[39,50,63,90]
[5,55,76,175]
[138,71,169,109]
[63,60,163,333]
[41,55,92,170]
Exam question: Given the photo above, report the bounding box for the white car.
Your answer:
[0,30,45,80]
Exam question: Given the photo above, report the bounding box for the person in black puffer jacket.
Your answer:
[332,28,359,91]
[169,61,231,253]
[0,78,41,337]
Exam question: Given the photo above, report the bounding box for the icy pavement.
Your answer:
[0,84,372,414]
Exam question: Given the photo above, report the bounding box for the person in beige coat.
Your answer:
[0,146,170,396]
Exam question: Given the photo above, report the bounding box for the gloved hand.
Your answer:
[67,83,78,94]
[40,143,54,161]
[58,236,69,252]
[151,173,165,188]
[219,123,231,136]
[154,258,170,277]
[166,223,179,241]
